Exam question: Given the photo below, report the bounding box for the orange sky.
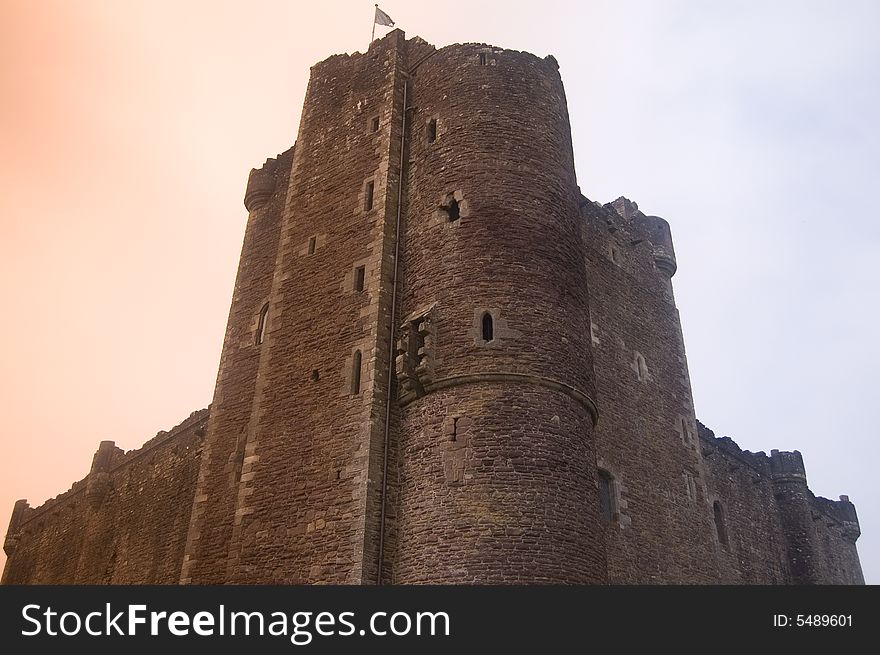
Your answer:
[2,0,878,581]
[0,0,317,575]
[0,0,586,578]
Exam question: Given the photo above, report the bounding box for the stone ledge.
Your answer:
[400,371,599,427]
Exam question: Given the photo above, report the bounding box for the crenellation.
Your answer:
[698,421,773,476]
[812,495,861,539]
[2,408,208,584]
[582,197,668,282]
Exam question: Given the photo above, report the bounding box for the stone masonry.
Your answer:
[1,32,864,585]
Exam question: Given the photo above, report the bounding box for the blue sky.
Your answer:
[555,0,880,581]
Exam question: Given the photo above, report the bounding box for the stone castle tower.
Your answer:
[2,32,864,585]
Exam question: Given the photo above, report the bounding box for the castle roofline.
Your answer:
[309,30,561,76]
[697,420,859,533]
[9,408,209,528]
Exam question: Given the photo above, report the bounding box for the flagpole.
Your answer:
[371,4,377,43]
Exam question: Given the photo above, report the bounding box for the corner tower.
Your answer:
[386,43,606,583]
[579,197,720,583]
[180,31,409,583]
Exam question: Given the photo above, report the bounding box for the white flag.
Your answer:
[374,5,395,27]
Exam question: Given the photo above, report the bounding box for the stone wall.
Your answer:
[698,424,791,583]
[2,409,207,584]
[810,495,864,584]
[581,197,720,583]
[699,422,864,584]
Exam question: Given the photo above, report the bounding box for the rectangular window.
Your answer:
[364,181,375,211]
[478,53,488,66]
[427,118,437,143]
[351,350,362,395]
[308,236,316,255]
[354,265,365,292]
[598,474,613,523]
[256,303,269,346]
[370,115,380,132]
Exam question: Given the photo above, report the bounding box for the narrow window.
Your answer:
[308,236,316,255]
[255,303,269,345]
[635,353,648,381]
[427,118,437,143]
[481,312,494,342]
[370,115,380,132]
[598,469,615,523]
[351,350,362,395]
[713,501,728,546]
[447,197,460,221]
[610,245,619,263]
[311,369,320,382]
[354,265,366,292]
[365,181,375,211]
[478,52,488,66]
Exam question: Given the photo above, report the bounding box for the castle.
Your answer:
[2,32,864,585]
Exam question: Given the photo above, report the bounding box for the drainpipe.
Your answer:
[377,77,409,584]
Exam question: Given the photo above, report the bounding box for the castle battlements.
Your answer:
[3,408,208,559]
[244,147,295,212]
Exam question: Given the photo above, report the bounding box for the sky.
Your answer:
[1,0,877,582]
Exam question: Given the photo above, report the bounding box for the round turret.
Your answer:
[632,213,677,276]
[243,161,278,212]
[391,43,605,583]
[769,449,820,583]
